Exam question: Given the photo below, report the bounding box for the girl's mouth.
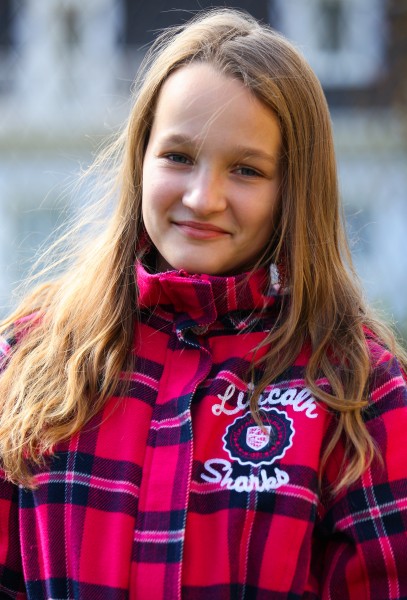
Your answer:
[173,221,230,239]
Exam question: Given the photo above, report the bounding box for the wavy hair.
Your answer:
[0,8,405,489]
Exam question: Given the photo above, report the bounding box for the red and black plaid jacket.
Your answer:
[1,263,406,599]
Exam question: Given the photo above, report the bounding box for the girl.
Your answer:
[1,8,406,600]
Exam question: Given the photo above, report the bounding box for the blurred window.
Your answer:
[120,0,271,47]
[0,0,18,93]
[319,0,344,51]
[61,5,81,51]
[274,0,385,87]
[0,0,13,49]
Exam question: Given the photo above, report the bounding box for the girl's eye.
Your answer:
[165,153,191,164]
[235,166,261,177]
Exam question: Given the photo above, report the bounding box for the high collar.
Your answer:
[136,262,281,327]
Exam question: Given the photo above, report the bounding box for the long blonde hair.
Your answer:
[1,8,405,489]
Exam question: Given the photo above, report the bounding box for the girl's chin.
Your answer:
[149,247,261,276]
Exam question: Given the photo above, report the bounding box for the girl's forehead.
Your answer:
[149,63,281,151]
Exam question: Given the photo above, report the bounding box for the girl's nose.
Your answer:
[182,169,227,215]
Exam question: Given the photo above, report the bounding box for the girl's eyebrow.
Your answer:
[233,145,278,165]
[158,133,193,147]
[159,134,277,164]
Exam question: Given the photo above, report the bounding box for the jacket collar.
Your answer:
[136,262,281,326]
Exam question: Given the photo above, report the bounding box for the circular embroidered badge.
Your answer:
[222,408,294,466]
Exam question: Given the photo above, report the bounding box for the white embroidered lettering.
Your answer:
[201,459,290,492]
[279,389,297,405]
[212,384,243,416]
[259,387,281,406]
[200,459,227,483]
[262,387,318,419]
[292,388,318,418]
[236,390,249,412]
[213,383,318,419]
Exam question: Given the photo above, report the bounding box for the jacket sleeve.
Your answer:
[0,333,26,598]
[312,342,407,600]
[0,475,25,598]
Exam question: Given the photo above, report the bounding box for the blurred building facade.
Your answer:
[0,0,406,331]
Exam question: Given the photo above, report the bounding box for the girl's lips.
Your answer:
[173,221,230,239]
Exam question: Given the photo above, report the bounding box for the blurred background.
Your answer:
[0,0,406,338]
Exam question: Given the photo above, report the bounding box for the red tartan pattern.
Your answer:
[0,264,406,599]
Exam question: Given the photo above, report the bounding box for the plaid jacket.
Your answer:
[0,263,406,599]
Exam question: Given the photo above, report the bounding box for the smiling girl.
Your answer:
[1,8,407,600]
[142,62,282,275]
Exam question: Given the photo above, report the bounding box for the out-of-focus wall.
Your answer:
[1,0,406,337]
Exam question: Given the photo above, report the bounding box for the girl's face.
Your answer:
[142,62,282,275]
